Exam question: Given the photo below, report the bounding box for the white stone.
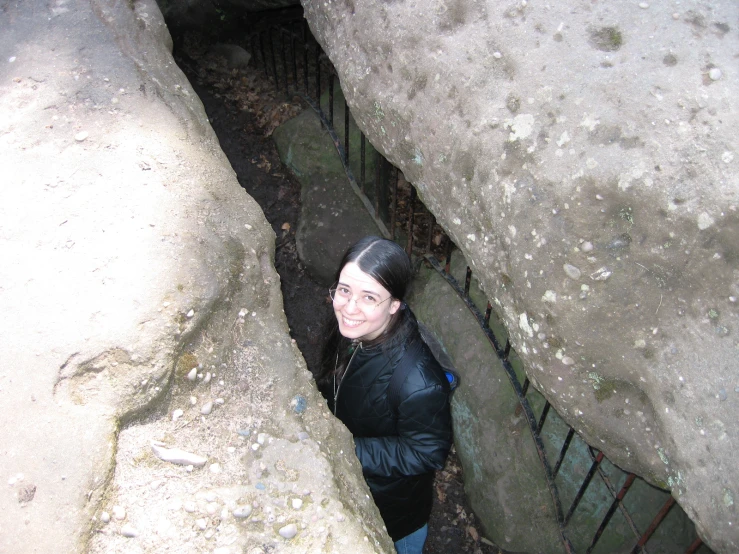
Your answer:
[120,524,138,538]
[200,401,213,415]
[187,368,197,381]
[112,505,126,520]
[708,67,722,81]
[292,498,303,510]
[233,505,253,518]
[278,523,298,539]
[151,442,207,467]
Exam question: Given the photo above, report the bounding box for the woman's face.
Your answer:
[333,262,401,342]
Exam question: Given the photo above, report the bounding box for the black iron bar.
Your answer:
[390,166,398,241]
[270,28,279,88]
[586,473,637,554]
[553,428,575,479]
[406,186,416,256]
[514,377,530,416]
[374,151,381,218]
[521,377,530,397]
[302,31,309,94]
[684,538,703,554]
[290,34,298,91]
[315,43,321,114]
[423,254,574,553]
[344,99,350,165]
[426,213,436,254]
[484,302,492,327]
[564,450,604,526]
[444,238,453,273]
[296,94,391,239]
[537,401,551,434]
[589,447,644,544]
[630,497,675,554]
[464,267,472,296]
[328,73,335,126]
[280,30,288,94]
[259,32,267,76]
[360,134,366,192]
[504,339,511,359]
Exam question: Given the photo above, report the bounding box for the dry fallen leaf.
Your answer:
[281,222,291,231]
[467,525,479,541]
[436,484,446,503]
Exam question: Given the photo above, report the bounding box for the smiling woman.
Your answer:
[316,236,453,554]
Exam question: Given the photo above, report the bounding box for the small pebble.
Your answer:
[278,523,298,539]
[336,513,345,522]
[209,463,222,474]
[187,368,197,381]
[561,356,575,366]
[184,501,197,513]
[563,263,581,280]
[186,309,195,318]
[196,518,207,530]
[590,267,612,281]
[120,524,138,538]
[201,401,213,415]
[297,431,309,441]
[292,498,303,510]
[493,51,502,59]
[100,511,111,523]
[172,408,184,421]
[251,443,260,451]
[8,56,16,63]
[709,68,722,81]
[291,395,307,414]
[204,529,215,540]
[581,241,594,252]
[190,396,197,406]
[233,505,253,518]
[257,433,267,445]
[638,2,648,8]
[74,131,89,142]
[203,372,211,384]
[718,388,727,401]
[205,491,217,502]
[238,429,251,437]
[206,502,219,515]
[215,398,225,405]
[112,506,126,520]
[255,482,266,490]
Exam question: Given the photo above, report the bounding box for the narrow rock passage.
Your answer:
[174,32,502,554]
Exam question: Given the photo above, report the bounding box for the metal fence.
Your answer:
[241,10,710,554]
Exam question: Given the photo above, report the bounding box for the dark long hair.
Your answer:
[316,236,419,390]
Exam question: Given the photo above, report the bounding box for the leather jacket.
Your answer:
[333,333,453,541]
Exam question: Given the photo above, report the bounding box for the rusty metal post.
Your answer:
[586,473,637,553]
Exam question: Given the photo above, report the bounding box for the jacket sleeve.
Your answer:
[354,382,452,479]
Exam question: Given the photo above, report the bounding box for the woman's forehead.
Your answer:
[338,262,388,292]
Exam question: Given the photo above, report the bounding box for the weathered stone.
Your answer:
[0,1,393,553]
[303,1,738,550]
[409,250,703,553]
[273,93,383,284]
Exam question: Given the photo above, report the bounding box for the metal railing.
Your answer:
[240,10,710,554]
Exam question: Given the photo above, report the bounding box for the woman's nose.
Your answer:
[344,297,361,313]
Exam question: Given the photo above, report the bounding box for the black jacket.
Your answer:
[333,335,453,541]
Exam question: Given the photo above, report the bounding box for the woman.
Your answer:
[317,236,453,554]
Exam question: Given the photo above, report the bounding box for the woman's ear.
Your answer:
[389,299,401,315]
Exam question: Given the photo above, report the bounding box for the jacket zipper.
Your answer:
[333,341,361,415]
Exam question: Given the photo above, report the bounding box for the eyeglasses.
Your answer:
[329,285,393,312]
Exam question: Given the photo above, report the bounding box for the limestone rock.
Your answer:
[303,1,739,551]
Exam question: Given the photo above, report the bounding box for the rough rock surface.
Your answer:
[409,251,703,553]
[0,1,392,553]
[301,1,738,551]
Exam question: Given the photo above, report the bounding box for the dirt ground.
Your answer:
[173,31,502,554]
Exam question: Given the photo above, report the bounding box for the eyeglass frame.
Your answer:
[329,284,394,312]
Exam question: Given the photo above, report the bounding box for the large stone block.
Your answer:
[0,1,392,552]
[302,0,738,550]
